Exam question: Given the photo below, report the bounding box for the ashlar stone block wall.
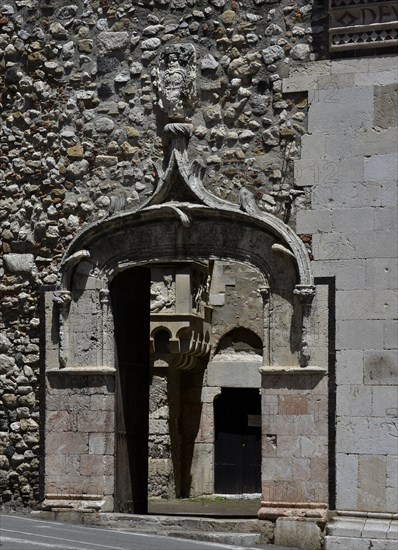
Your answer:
[284,55,398,516]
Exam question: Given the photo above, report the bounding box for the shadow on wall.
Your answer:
[311,0,330,59]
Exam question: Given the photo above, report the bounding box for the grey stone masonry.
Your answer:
[284,54,398,530]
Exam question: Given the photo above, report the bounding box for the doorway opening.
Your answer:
[214,388,261,495]
[111,267,151,514]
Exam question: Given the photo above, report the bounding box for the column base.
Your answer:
[39,494,113,513]
[325,511,398,549]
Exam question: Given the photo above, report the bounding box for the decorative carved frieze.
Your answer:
[329,0,398,51]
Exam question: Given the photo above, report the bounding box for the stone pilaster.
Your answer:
[294,284,316,367]
[52,290,72,369]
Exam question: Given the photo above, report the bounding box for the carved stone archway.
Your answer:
[42,44,326,518]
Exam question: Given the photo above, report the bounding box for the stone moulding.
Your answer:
[46,366,116,375]
[60,249,91,288]
[258,501,328,521]
[259,365,327,374]
[60,204,312,290]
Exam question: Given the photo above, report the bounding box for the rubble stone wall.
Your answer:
[0,0,322,507]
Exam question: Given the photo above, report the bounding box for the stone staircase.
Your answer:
[92,513,274,547]
[33,510,280,547]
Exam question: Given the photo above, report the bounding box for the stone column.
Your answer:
[190,386,220,496]
[99,288,113,367]
[258,284,270,366]
[293,284,316,367]
[53,290,72,368]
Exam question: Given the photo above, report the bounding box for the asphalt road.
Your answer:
[0,514,270,550]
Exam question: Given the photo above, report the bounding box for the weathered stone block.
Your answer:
[374,83,398,129]
[279,395,308,416]
[207,359,261,388]
[371,386,398,417]
[77,410,114,433]
[336,453,358,509]
[364,351,398,385]
[80,454,114,476]
[332,207,374,233]
[296,209,332,234]
[46,410,75,432]
[3,254,36,275]
[355,127,398,156]
[46,432,88,455]
[336,319,384,350]
[324,535,375,549]
[149,419,169,435]
[336,385,372,417]
[336,417,398,454]
[364,154,398,183]
[336,290,397,320]
[358,456,386,512]
[274,518,322,550]
[90,395,114,411]
[365,258,397,290]
[384,320,398,349]
[312,181,383,210]
[308,87,374,133]
[356,71,398,87]
[312,259,366,291]
[89,433,114,455]
[262,457,293,481]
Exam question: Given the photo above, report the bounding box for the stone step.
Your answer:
[170,530,262,547]
[95,512,272,537]
[32,511,304,548]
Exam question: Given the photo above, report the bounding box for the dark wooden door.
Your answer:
[111,268,150,514]
[214,388,261,494]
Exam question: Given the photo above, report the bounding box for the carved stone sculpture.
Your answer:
[157,44,197,121]
[150,274,176,313]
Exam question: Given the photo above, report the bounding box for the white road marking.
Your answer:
[0,536,89,550]
[0,529,128,550]
[1,516,257,550]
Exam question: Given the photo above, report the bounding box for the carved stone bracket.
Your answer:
[150,265,212,371]
[53,290,72,368]
[294,284,316,367]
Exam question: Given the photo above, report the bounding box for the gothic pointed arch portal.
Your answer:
[43,58,328,517]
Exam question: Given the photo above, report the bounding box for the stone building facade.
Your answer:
[0,0,396,548]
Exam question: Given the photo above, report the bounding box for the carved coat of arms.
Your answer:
[156,44,197,121]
